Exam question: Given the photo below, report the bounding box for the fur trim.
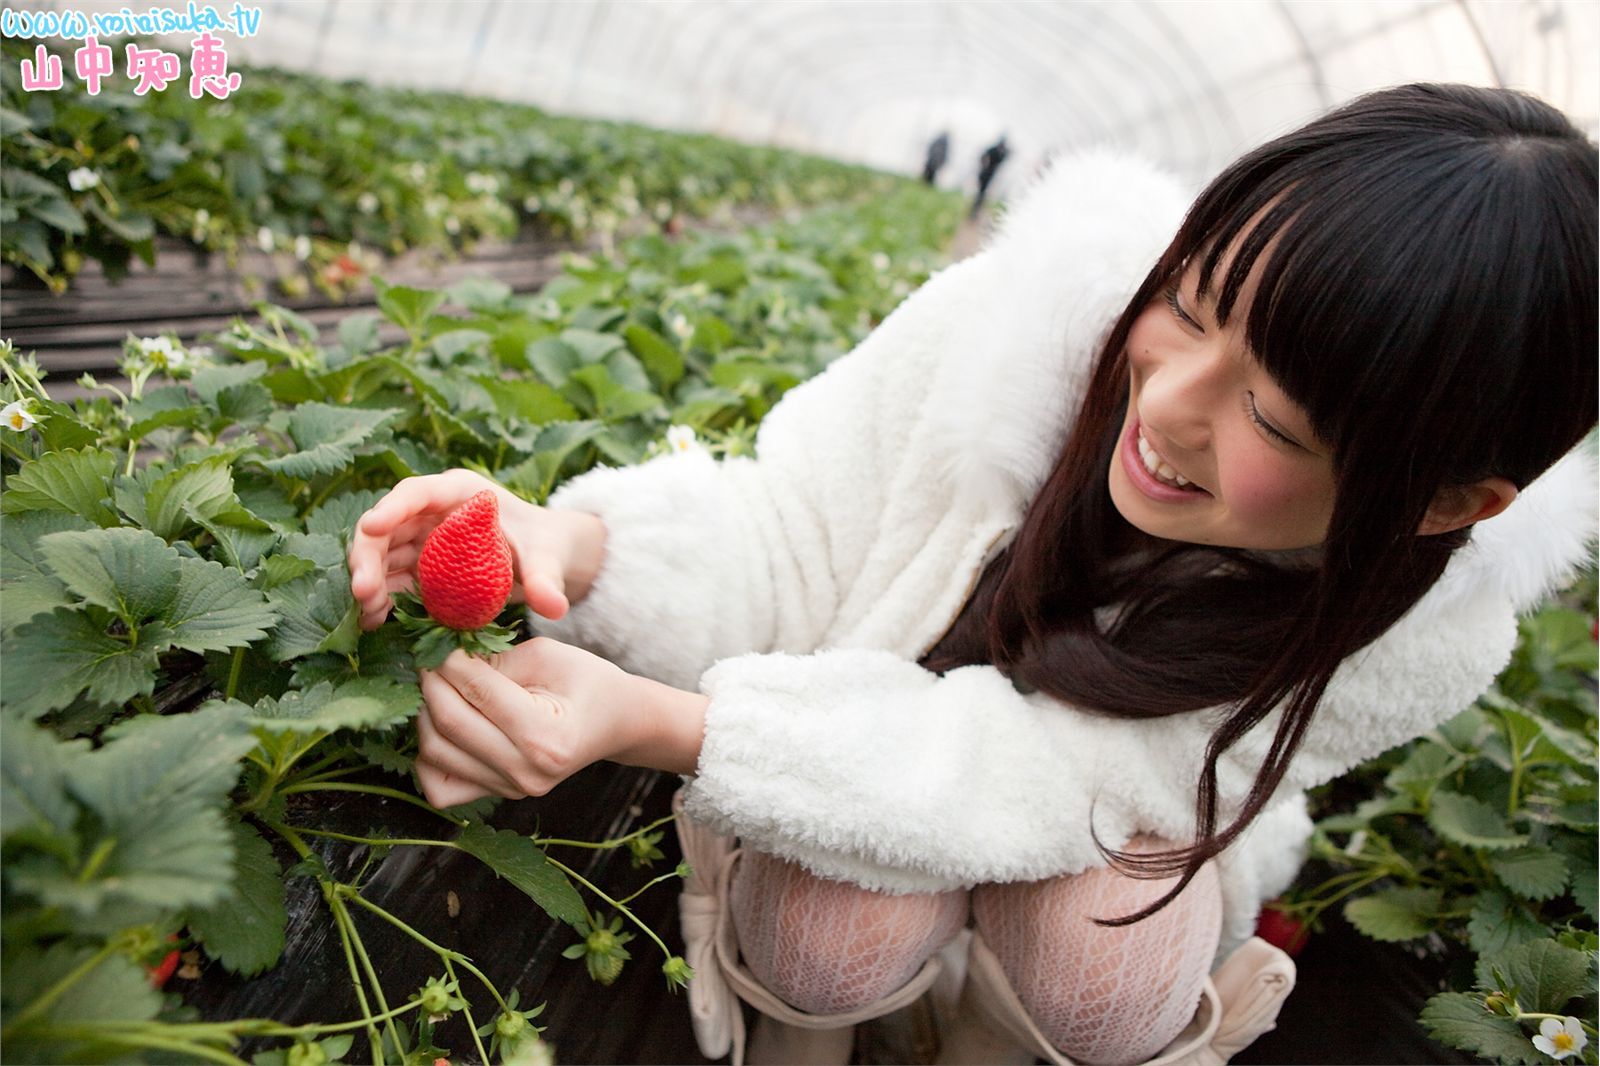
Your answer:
[1440,446,1600,614]
[929,149,1193,515]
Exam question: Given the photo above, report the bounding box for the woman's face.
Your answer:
[1107,251,1339,551]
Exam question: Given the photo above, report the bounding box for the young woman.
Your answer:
[349,84,1597,1064]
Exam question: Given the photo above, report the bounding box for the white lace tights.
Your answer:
[729,841,1221,1065]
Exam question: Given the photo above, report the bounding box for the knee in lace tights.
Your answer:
[972,839,1223,1065]
[729,848,969,1016]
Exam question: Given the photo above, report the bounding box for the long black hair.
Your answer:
[921,83,1598,919]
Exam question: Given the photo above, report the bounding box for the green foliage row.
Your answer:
[1288,572,1598,1064]
[0,178,964,1064]
[1,39,906,294]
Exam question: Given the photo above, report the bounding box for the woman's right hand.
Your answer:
[347,469,605,631]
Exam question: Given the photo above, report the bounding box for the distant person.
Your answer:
[971,134,1011,217]
[922,131,949,185]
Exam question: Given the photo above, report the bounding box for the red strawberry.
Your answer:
[417,491,514,630]
[148,937,181,988]
[1255,905,1309,957]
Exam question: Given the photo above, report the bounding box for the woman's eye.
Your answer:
[1164,285,1202,330]
[1245,392,1297,446]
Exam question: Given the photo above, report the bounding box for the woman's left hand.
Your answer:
[415,638,707,809]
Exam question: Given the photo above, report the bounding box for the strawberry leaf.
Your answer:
[453,824,588,928]
[11,703,256,917]
[0,720,89,846]
[241,678,418,735]
[1419,993,1544,1065]
[187,819,288,977]
[1,609,164,721]
[1474,938,1592,1014]
[1488,847,1570,902]
[259,403,400,479]
[1344,886,1442,942]
[1427,790,1528,850]
[0,447,119,526]
[0,511,88,631]
[36,527,180,624]
[266,574,360,661]
[166,554,278,653]
[1,944,163,1063]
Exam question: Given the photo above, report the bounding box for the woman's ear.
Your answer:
[1417,477,1519,536]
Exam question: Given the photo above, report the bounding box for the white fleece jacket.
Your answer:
[536,149,1598,956]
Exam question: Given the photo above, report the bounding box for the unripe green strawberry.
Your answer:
[417,490,514,630]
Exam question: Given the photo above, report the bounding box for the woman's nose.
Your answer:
[1140,348,1226,453]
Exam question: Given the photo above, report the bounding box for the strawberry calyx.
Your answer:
[393,592,519,670]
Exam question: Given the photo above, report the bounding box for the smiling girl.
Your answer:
[349,84,1597,1064]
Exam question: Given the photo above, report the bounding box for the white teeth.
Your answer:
[1137,430,1195,490]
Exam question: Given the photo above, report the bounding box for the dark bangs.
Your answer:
[1175,86,1597,545]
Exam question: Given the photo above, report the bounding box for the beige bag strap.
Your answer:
[675,791,945,1065]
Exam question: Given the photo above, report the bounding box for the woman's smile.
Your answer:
[1120,417,1211,502]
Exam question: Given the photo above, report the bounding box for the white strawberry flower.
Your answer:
[665,425,702,455]
[870,251,890,272]
[523,194,542,213]
[2,400,38,432]
[256,226,275,252]
[68,167,100,192]
[357,192,379,214]
[444,215,461,236]
[669,313,691,340]
[409,161,427,184]
[294,234,312,261]
[138,335,184,369]
[1533,1017,1587,1060]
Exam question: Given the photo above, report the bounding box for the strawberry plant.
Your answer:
[2,38,905,295]
[0,175,961,1062]
[1281,569,1598,1064]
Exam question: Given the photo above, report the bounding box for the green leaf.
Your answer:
[569,364,665,422]
[0,511,88,630]
[29,195,86,235]
[1489,847,1570,902]
[1427,790,1528,850]
[187,819,288,977]
[254,554,318,590]
[1343,886,1442,942]
[1,944,162,1061]
[562,328,626,364]
[243,678,418,735]
[140,456,249,541]
[374,278,446,336]
[192,361,270,405]
[11,703,256,917]
[1383,742,1458,805]
[0,720,88,844]
[453,824,587,927]
[37,526,181,623]
[126,384,204,438]
[525,337,581,388]
[1419,992,1545,1065]
[624,323,685,390]
[474,375,579,425]
[1,609,163,720]
[1475,938,1592,1014]
[167,554,278,653]
[260,402,400,479]
[1,447,119,526]
[1467,889,1548,957]
[265,574,360,660]
[305,488,387,541]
